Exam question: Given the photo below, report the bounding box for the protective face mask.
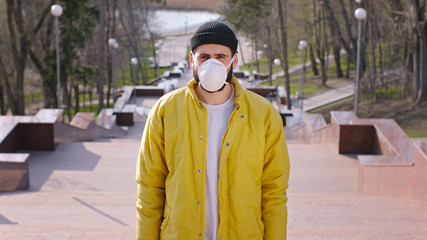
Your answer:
[194,56,234,92]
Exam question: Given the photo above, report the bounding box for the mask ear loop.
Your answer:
[190,51,199,68]
[225,55,235,70]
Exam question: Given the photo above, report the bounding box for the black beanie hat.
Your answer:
[190,21,238,54]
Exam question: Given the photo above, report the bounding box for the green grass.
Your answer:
[406,129,427,138]
[374,86,401,99]
[64,104,99,119]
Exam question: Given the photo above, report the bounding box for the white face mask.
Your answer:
[194,56,234,92]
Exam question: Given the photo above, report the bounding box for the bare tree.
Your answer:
[0,0,53,115]
[98,0,106,113]
[277,0,292,109]
[412,0,427,102]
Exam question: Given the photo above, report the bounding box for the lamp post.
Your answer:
[256,50,264,84]
[131,57,138,104]
[108,38,119,106]
[274,58,281,73]
[354,8,367,117]
[274,58,281,83]
[256,49,264,69]
[298,40,308,118]
[51,4,63,109]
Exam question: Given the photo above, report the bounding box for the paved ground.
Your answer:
[1,123,427,239]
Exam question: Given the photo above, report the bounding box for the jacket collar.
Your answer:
[186,76,244,109]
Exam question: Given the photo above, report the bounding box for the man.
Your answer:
[136,21,290,240]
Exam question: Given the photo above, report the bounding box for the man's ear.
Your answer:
[189,51,195,66]
[232,53,239,68]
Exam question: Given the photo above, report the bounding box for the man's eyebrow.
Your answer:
[198,53,229,57]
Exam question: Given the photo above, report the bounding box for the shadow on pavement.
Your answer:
[27,142,101,191]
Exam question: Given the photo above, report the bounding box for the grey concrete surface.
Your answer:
[1,125,427,239]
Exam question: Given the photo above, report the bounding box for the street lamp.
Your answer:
[51,4,63,109]
[354,8,367,117]
[274,58,281,83]
[131,57,138,104]
[298,40,308,118]
[256,50,264,59]
[255,50,264,83]
[108,38,119,106]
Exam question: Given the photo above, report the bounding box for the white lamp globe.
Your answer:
[131,57,138,65]
[274,58,281,66]
[51,4,63,17]
[355,8,367,20]
[299,40,307,49]
[108,38,117,47]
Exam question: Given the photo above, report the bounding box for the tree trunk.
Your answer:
[119,0,146,85]
[98,0,106,113]
[379,42,385,99]
[309,45,319,75]
[321,2,329,85]
[413,0,427,102]
[277,0,292,109]
[266,20,273,86]
[323,0,356,64]
[313,0,327,85]
[105,0,117,107]
[6,0,27,115]
[64,81,72,121]
[345,55,351,79]
[0,57,12,114]
[367,1,377,101]
[413,32,421,101]
[4,0,52,115]
[29,50,56,108]
[332,46,343,78]
[73,83,80,113]
[420,33,427,101]
[89,89,93,111]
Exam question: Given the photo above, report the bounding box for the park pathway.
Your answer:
[1,115,427,239]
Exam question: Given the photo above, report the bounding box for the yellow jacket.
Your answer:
[136,77,290,240]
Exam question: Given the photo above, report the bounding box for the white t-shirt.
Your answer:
[203,86,235,240]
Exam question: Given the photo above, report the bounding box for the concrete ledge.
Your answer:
[115,104,136,126]
[113,86,164,126]
[70,112,95,130]
[338,125,376,154]
[412,142,427,208]
[246,86,277,98]
[95,109,116,130]
[0,153,30,191]
[285,110,427,207]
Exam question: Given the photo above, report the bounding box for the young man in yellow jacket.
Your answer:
[136,21,290,240]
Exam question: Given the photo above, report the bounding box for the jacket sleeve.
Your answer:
[136,103,168,240]
[261,111,291,240]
